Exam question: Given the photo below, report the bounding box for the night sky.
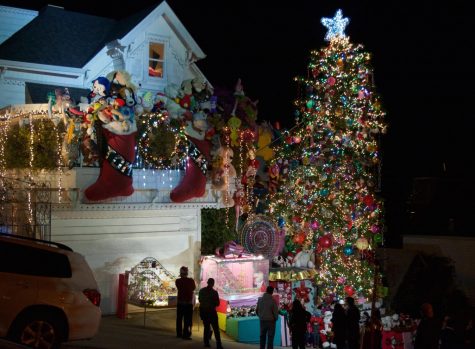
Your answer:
[3,0,475,242]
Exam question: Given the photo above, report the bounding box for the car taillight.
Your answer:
[83,289,101,306]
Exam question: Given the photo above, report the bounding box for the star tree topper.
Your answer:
[321,9,349,41]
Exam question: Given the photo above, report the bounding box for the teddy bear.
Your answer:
[293,249,315,268]
[211,146,237,208]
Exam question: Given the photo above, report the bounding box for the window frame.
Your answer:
[144,34,168,84]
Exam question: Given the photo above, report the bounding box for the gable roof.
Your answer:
[0,4,157,68]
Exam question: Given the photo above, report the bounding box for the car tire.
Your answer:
[10,311,64,349]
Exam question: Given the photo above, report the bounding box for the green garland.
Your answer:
[4,119,64,169]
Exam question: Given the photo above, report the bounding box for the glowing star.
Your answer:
[321,9,349,41]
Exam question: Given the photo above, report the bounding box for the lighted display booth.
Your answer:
[200,255,281,345]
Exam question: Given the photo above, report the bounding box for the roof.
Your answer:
[0,5,153,68]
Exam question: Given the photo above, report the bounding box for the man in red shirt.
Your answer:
[175,266,196,339]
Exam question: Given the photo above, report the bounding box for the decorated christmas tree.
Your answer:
[270,10,386,303]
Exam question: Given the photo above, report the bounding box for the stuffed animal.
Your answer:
[84,71,137,202]
[211,146,237,208]
[293,249,315,268]
[253,272,264,289]
[227,115,241,147]
[321,311,336,348]
[382,316,393,331]
[268,163,280,194]
[184,111,208,140]
[256,123,274,161]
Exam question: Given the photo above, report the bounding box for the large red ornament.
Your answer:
[318,235,332,249]
[293,232,306,245]
[363,194,374,207]
[344,285,355,296]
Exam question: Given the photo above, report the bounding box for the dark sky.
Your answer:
[3,0,475,239]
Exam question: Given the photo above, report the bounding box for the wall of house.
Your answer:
[124,15,191,92]
[0,79,25,107]
[51,207,202,315]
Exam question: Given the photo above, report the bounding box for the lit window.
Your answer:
[148,42,164,78]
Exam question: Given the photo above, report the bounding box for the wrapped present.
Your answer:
[280,314,292,347]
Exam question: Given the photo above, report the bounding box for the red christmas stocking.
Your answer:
[170,136,210,203]
[84,129,136,201]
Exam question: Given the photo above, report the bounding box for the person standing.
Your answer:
[256,286,279,349]
[175,266,196,340]
[346,296,361,349]
[198,278,224,349]
[414,303,439,349]
[332,303,347,349]
[289,299,311,349]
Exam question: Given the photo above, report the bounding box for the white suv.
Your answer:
[0,233,101,348]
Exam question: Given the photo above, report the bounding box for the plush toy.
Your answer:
[227,115,241,147]
[256,123,274,161]
[381,316,393,331]
[84,72,137,202]
[268,163,280,194]
[321,311,336,348]
[88,77,110,104]
[272,255,285,268]
[253,272,264,289]
[184,111,208,140]
[293,249,315,268]
[211,146,237,208]
[170,135,211,203]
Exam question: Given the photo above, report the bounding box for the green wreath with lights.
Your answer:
[137,112,188,169]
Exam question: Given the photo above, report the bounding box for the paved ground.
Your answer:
[62,308,284,349]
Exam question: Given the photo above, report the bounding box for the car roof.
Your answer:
[0,233,73,252]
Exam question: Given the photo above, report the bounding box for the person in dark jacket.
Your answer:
[257,286,279,349]
[414,303,439,349]
[440,315,462,349]
[175,266,196,339]
[332,303,347,349]
[346,296,361,349]
[289,299,311,349]
[198,278,223,349]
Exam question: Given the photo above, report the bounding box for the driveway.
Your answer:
[62,308,285,349]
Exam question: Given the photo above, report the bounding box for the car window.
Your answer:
[0,240,72,278]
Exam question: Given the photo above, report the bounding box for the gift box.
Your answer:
[291,279,315,313]
[226,316,282,345]
[280,314,292,347]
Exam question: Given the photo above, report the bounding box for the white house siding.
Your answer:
[125,15,191,92]
[51,206,202,315]
[0,6,38,45]
[0,79,25,107]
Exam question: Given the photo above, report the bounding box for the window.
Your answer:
[0,241,72,278]
[148,42,164,78]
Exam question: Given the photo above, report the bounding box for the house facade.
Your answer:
[0,2,216,314]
